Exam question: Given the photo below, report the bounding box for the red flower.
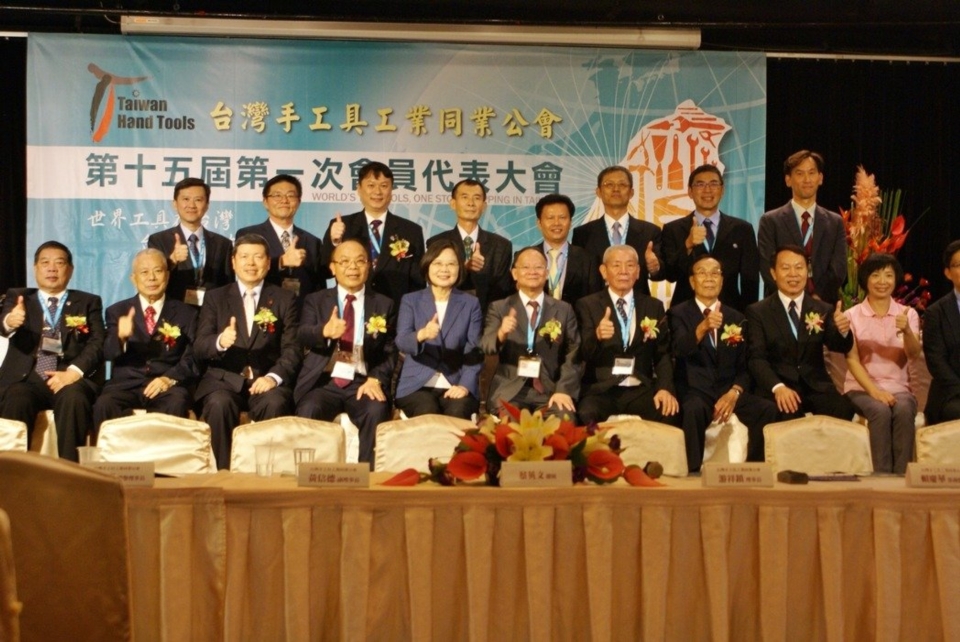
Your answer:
[555,421,587,449]
[447,451,488,481]
[544,433,570,461]
[459,431,490,454]
[623,465,665,487]
[586,449,624,482]
[380,468,423,486]
[494,423,516,459]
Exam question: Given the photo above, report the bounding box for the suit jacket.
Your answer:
[544,243,603,307]
[427,227,514,313]
[147,226,234,303]
[922,292,960,424]
[480,294,580,407]
[294,287,398,405]
[193,282,301,398]
[661,213,760,311]
[395,288,483,399]
[575,290,674,396]
[668,298,751,402]
[571,216,664,296]
[236,220,328,297]
[322,211,425,308]
[746,294,852,396]
[757,203,847,303]
[102,296,199,391]
[0,288,106,388]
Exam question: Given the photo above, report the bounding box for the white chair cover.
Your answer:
[763,415,874,475]
[374,414,474,473]
[230,417,345,474]
[97,412,217,475]
[0,507,21,642]
[702,414,749,465]
[0,420,26,453]
[601,418,689,477]
[31,412,57,458]
[915,419,960,465]
[336,413,361,464]
[0,452,133,642]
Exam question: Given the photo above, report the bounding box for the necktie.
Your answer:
[370,220,382,264]
[334,294,356,388]
[280,230,291,251]
[547,248,560,298]
[463,236,474,261]
[703,218,715,252]
[35,296,59,379]
[528,301,544,393]
[187,233,200,264]
[244,289,256,334]
[144,306,157,335]
[704,307,716,348]
[616,297,628,324]
[788,300,801,339]
[612,221,623,245]
[801,212,816,295]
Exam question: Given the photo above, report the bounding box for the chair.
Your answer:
[601,417,689,477]
[229,416,345,473]
[915,419,960,465]
[763,415,874,475]
[0,452,133,642]
[374,414,474,473]
[702,414,749,465]
[335,413,361,464]
[0,421,26,453]
[97,412,217,475]
[29,412,57,458]
[0,507,21,642]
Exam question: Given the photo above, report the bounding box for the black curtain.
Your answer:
[0,37,26,293]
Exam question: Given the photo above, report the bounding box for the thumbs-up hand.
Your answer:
[330,212,346,244]
[644,241,660,274]
[895,310,910,335]
[322,305,347,340]
[4,295,26,330]
[466,241,485,272]
[497,307,519,342]
[686,220,707,249]
[117,306,136,341]
[219,316,238,350]
[833,301,851,335]
[281,234,306,269]
[170,232,189,263]
[596,306,616,340]
[418,313,441,342]
[702,307,723,331]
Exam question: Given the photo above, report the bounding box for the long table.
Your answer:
[124,473,960,642]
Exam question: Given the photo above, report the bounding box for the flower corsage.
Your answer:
[538,319,562,343]
[253,308,278,333]
[366,314,387,337]
[804,311,824,334]
[156,321,181,349]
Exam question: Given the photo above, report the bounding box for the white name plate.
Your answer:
[499,461,572,487]
[298,463,370,488]
[906,463,960,487]
[701,463,774,488]
[85,461,155,487]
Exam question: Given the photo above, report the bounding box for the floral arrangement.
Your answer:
[804,311,824,334]
[64,315,89,334]
[366,314,387,337]
[639,317,660,342]
[156,321,181,349]
[538,319,562,343]
[252,307,277,333]
[720,323,744,346]
[894,273,932,314]
[389,235,410,259]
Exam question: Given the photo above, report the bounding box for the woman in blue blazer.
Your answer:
[395,239,483,419]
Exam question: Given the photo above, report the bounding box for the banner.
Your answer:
[27,34,766,302]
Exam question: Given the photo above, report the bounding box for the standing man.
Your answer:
[148,177,233,306]
[661,165,760,311]
[237,174,327,298]
[534,193,602,306]
[323,161,425,309]
[668,256,777,470]
[746,245,854,420]
[93,249,199,430]
[426,178,513,314]
[481,247,580,419]
[571,165,664,296]
[295,240,397,466]
[0,241,105,460]
[758,150,847,303]
[576,245,679,425]
[194,234,301,469]
[922,240,960,424]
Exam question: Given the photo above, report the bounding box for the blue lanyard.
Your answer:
[800,217,813,247]
[546,248,565,295]
[369,221,383,257]
[41,293,68,331]
[188,232,206,271]
[526,305,537,353]
[614,296,634,351]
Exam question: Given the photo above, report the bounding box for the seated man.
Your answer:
[294,240,397,466]
[194,234,302,469]
[0,241,105,460]
[481,247,580,419]
[746,245,854,420]
[576,245,679,425]
[923,239,960,424]
[668,256,777,470]
[94,249,199,432]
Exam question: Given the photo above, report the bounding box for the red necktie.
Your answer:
[144,306,156,335]
[704,307,716,348]
[801,212,815,294]
[334,294,356,388]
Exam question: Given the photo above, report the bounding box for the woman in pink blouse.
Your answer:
[844,253,921,473]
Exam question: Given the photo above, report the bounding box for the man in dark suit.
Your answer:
[237,174,327,298]
[0,241,105,460]
[481,247,580,419]
[535,193,602,306]
[758,150,847,303]
[194,234,302,469]
[661,164,760,311]
[922,240,960,424]
[426,178,513,314]
[93,249,199,431]
[576,245,679,424]
[571,165,664,296]
[746,245,854,420]
[323,161,425,309]
[295,240,397,466]
[669,256,777,470]
[147,177,233,306]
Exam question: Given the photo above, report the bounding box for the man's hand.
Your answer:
[418,313,441,343]
[547,393,576,412]
[330,212,345,244]
[357,378,386,402]
[653,389,679,416]
[249,376,278,395]
[596,306,615,340]
[497,308,518,343]
[280,235,306,269]
[644,241,660,274]
[322,306,346,340]
[443,385,469,400]
[713,390,739,422]
[466,241,485,272]
[833,301,851,335]
[143,376,175,399]
[118,307,136,342]
[774,386,801,414]
[170,232,189,263]
[45,369,81,395]
[4,296,26,331]
[218,316,238,350]
[686,220,707,251]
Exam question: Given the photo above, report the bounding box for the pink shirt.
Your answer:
[843,299,920,395]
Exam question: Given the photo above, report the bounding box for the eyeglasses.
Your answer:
[693,269,723,277]
[691,181,722,190]
[335,259,368,269]
[601,181,631,190]
[267,192,299,201]
[515,265,546,273]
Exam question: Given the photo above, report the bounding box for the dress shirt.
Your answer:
[607,288,640,387]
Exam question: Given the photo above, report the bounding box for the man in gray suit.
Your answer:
[758,150,847,304]
[481,247,580,419]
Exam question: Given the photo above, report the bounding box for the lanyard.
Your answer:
[368,221,383,257]
[338,293,364,345]
[188,233,206,271]
[546,249,565,295]
[800,218,813,247]
[41,293,68,331]
[615,296,634,351]
[526,305,537,353]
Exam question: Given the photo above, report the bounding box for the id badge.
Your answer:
[185,288,205,306]
[282,278,301,296]
[331,351,356,380]
[612,357,635,376]
[41,335,64,356]
[517,356,542,378]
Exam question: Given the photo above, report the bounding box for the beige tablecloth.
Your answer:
[125,473,960,642]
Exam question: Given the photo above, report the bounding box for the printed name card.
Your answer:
[906,463,960,488]
[701,463,774,488]
[85,462,155,486]
[499,461,572,487]
[298,463,370,488]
